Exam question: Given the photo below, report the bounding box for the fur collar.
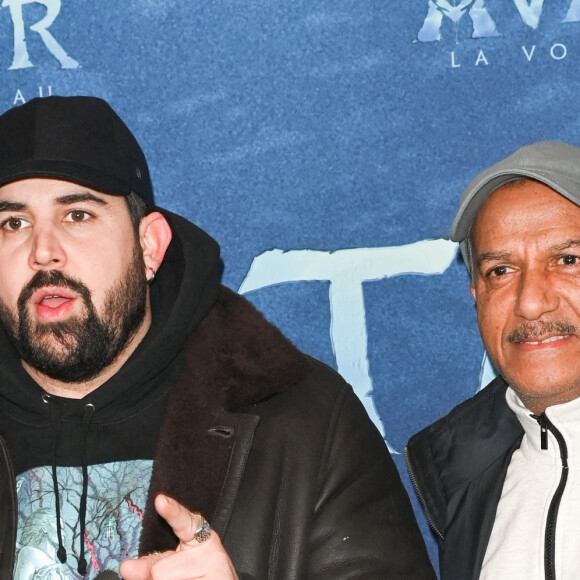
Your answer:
[140,286,310,552]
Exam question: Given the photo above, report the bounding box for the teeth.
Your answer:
[525,335,567,345]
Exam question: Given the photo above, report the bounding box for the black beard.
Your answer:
[0,245,148,383]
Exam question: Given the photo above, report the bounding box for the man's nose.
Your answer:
[28,227,66,270]
[513,267,558,320]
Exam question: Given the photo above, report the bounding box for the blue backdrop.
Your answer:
[2,0,579,571]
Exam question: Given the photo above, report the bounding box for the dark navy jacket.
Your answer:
[406,377,524,580]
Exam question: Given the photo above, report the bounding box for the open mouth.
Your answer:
[31,287,77,322]
[39,295,73,308]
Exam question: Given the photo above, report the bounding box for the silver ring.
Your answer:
[193,514,211,543]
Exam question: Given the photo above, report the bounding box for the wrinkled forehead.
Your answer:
[467,179,580,273]
[471,177,538,226]
[459,178,580,276]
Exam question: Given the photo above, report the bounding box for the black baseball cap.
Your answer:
[451,140,580,275]
[0,95,155,210]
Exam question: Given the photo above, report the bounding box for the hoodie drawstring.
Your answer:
[77,403,95,576]
[42,394,96,576]
[43,393,67,565]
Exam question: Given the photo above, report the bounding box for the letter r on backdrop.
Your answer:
[3,0,79,69]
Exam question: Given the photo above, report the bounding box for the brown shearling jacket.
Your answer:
[0,287,435,579]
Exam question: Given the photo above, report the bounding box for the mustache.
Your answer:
[505,321,577,343]
[17,270,92,310]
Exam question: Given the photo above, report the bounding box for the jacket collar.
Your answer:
[139,286,310,553]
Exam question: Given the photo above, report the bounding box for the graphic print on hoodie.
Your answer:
[15,461,153,578]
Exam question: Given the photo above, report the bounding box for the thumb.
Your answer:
[154,494,211,547]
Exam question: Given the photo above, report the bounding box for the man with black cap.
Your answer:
[0,96,435,580]
[406,141,580,580]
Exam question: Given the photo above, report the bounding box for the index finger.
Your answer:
[154,494,211,546]
[119,551,165,579]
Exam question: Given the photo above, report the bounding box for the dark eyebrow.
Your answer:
[55,193,109,206]
[0,193,109,211]
[476,240,580,271]
[476,251,512,270]
[0,201,27,212]
[549,239,580,253]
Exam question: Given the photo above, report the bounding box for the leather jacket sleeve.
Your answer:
[306,386,436,579]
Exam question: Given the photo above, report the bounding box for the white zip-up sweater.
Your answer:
[481,388,580,579]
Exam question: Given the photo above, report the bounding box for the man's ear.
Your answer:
[138,212,172,280]
[469,280,477,302]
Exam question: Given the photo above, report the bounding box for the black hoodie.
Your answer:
[0,208,220,473]
[0,208,220,577]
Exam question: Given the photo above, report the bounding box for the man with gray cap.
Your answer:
[0,95,435,580]
[406,140,580,580]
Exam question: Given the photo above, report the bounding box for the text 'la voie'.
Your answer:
[450,42,568,68]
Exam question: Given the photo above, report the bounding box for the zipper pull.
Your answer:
[540,425,548,450]
[532,413,549,450]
